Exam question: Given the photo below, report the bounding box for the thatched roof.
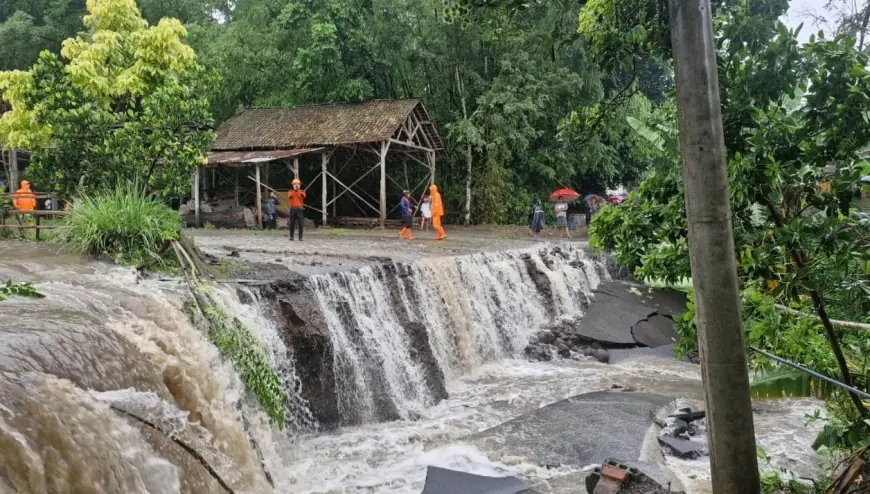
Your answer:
[213,99,442,151]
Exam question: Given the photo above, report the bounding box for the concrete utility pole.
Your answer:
[670,0,761,492]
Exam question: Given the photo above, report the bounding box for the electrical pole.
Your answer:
[670,0,761,492]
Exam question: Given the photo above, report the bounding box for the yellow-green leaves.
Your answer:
[0,0,214,198]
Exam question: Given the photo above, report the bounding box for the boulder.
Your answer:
[592,348,610,364]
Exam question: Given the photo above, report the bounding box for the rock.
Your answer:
[557,344,571,358]
[228,250,240,258]
[591,342,603,350]
[669,419,689,436]
[243,207,256,228]
[581,346,594,357]
[536,345,553,361]
[179,204,192,215]
[592,348,610,363]
[536,330,556,345]
[658,436,707,459]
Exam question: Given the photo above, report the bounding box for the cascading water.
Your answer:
[307,244,605,423]
[0,241,826,494]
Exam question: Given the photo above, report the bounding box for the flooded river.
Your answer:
[0,242,825,493]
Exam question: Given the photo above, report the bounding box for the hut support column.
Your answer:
[379,140,390,229]
[428,150,436,185]
[322,152,328,227]
[234,168,239,208]
[293,158,300,180]
[193,166,200,228]
[256,164,263,230]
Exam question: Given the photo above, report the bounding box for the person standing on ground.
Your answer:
[287,179,306,241]
[420,195,431,231]
[429,184,446,240]
[12,180,36,212]
[399,190,415,241]
[555,199,570,238]
[530,199,545,234]
[265,192,278,230]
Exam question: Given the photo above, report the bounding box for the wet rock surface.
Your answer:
[524,281,687,364]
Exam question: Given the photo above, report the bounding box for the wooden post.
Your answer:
[379,141,388,229]
[322,152,328,227]
[35,214,40,241]
[332,166,337,218]
[671,0,760,491]
[293,158,300,180]
[255,164,263,230]
[234,168,239,208]
[193,166,201,228]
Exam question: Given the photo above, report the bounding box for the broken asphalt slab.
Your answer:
[463,391,675,470]
[569,281,686,349]
[421,466,530,494]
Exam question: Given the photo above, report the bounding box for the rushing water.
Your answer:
[0,242,825,493]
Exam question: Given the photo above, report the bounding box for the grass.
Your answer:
[54,182,181,266]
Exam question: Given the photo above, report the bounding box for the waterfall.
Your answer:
[308,243,607,424]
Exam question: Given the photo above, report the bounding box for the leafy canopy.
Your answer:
[0,0,215,198]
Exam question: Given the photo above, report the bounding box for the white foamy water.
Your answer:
[308,244,604,421]
[0,242,827,494]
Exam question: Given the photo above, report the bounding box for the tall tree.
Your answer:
[0,0,215,198]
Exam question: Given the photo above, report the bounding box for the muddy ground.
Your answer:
[188,225,590,278]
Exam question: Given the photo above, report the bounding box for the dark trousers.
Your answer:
[288,208,304,239]
[265,215,277,229]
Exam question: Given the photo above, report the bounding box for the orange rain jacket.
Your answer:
[12,181,36,211]
[429,184,444,217]
[288,189,306,208]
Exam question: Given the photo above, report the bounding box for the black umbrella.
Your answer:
[421,466,529,494]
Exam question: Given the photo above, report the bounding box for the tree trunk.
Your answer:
[456,65,473,225]
[670,0,761,491]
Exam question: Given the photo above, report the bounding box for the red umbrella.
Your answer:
[549,188,580,203]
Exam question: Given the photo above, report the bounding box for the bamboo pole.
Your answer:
[255,164,263,230]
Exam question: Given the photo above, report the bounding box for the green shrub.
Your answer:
[56,181,181,266]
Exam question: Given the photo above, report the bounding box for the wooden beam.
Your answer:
[293,157,299,179]
[380,140,389,229]
[388,138,434,153]
[326,163,379,207]
[234,168,239,208]
[322,152,328,226]
[325,169,380,214]
[193,166,201,228]
[399,150,430,168]
[255,164,263,230]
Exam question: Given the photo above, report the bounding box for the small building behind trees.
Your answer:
[191,98,443,229]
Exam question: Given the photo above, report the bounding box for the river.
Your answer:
[0,241,825,493]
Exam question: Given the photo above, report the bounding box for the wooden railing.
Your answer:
[0,193,67,240]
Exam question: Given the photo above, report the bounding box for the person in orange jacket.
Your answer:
[12,180,36,212]
[287,178,306,241]
[429,184,446,240]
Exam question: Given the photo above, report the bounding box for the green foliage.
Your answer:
[201,302,289,428]
[0,280,44,301]
[55,181,181,266]
[0,0,214,199]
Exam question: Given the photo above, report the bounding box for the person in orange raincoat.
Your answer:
[429,184,446,240]
[287,178,306,241]
[12,180,36,211]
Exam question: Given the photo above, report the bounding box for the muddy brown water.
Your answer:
[0,239,825,493]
